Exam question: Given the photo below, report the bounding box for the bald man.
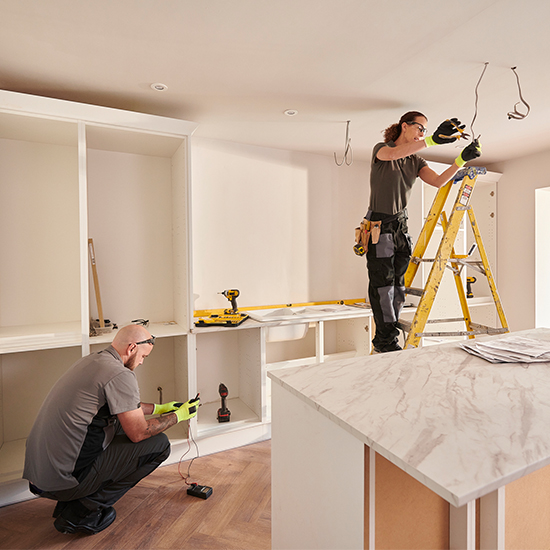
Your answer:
[23,324,199,535]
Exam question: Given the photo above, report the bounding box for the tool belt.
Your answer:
[353,219,381,256]
[354,209,406,257]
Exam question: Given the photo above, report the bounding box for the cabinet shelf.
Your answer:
[0,322,81,354]
[89,322,187,345]
[196,398,261,437]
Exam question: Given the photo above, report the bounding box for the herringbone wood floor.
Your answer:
[0,440,271,550]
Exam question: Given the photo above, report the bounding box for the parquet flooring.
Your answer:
[0,440,271,550]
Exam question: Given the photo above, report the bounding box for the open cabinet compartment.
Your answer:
[194,328,264,437]
[86,124,191,339]
[0,89,198,505]
[0,112,82,352]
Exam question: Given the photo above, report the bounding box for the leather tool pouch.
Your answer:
[354,219,371,256]
[370,221,381,245]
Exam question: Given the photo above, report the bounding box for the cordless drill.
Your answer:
[220,289,240,314]
[217,383,231,423]
[466,276,477,298]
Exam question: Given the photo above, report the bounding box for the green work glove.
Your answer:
[174,397,200,423]
[425,118,465,146]
[152,401,180,415]
[455,140,481,168]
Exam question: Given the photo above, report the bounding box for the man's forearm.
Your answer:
[140,402,155,415]
[144,413,178,438]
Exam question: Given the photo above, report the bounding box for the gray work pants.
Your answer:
[31,432,170,511]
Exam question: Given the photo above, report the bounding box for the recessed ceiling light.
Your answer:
[151,83,168,92]
[284,109,298,116]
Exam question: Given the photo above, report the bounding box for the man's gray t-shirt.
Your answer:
[369,141,427,215]
[23,346,140,491]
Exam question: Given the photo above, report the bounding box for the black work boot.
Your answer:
[52,501,70,518]
[373,341,403,353]
[54,500,116,535]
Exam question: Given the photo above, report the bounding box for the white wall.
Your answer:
[488,150,550,331]
[191,137,370,312]
[536,187,550,328]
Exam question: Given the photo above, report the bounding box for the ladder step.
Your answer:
[405,287,424,297]
[398,319,508,338]
[398,317,466,333]
[397,319,411,332]
[469,323,509,335]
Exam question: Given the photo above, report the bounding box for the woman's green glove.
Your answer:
[455,140,481,167]
[152,401,180,415]
[174,397,200,423]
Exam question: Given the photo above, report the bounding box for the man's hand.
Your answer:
[173,397,200,423]
[425,118,465,146]
[455,140,482,168]
[152,401,180,415]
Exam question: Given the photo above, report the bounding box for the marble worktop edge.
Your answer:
[269,328,550,508]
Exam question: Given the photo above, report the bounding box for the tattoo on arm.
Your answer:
[145,413,177,437]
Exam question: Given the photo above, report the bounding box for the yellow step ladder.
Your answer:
[400,166,509,348]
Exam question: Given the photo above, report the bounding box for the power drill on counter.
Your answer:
[194,289,249,327]
[220,289,240,313]
[217,383,231,423]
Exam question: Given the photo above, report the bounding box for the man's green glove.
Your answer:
[425,118,465,147]
[455,140,481,168]
[152,401,180,415]
[174,397,200,423]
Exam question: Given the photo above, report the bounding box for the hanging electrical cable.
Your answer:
[507,66,531,120]
[334,120,353,166]
[469,62,489,141]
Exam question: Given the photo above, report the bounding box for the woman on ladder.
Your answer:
[367,111,481,353]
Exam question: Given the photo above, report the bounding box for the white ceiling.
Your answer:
[0,0,547,165]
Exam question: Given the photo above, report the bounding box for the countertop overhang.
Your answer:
[269,328,550,507]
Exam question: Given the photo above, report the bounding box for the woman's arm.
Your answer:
[376,140,427,161]
[418,163,460,189]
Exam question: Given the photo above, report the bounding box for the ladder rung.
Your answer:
[398,317,466,334]
[397,320,411,332]
[414,257,485,267]
[411,330,478,337]
[405,287,423,297]
[426,317,467,324]
[398,319,509,338]
[450,258,486,275]
[469,323,509,335]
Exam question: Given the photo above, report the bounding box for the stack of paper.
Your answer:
[460,335,550,364]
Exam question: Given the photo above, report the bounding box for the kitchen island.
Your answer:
[269,328,550,549]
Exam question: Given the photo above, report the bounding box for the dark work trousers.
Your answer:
[31,429,170,512]
[366,211,412,350]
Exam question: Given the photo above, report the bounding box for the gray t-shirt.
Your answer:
[369,141,427,215]
[23,346,140,491]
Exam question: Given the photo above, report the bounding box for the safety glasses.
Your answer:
[135,336,156,346]
[406,121,427,135]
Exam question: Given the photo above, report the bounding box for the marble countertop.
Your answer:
[268,328,550,507]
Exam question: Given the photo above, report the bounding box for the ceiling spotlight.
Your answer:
[151,83,168,92]
[284,109,298,116]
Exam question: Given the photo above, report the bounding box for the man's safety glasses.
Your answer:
[135,336,156,346]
